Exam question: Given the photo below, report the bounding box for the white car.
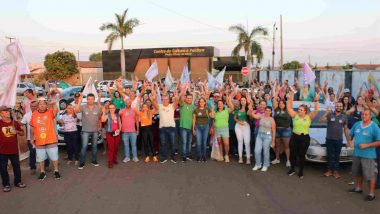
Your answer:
[56,97,111,146]
[292,101,354,163]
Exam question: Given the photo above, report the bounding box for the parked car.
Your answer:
[292,101,354,163]
[16,82,45,96]
[60,86,83,104]
[56,97,111,146]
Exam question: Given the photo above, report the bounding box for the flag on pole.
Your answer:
[164,67,174,89]
[215,66,226,84]
[303,62,316,85]
[0,41,30,107]
[82,76,98,99]
[145,61,158,82]
[207,72,217,90]
[180,63,190,84]
[368,72,380,95]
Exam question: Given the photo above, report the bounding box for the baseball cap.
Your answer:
[74,92,81,97]
[0,106,11,111]
[343,88,350,93]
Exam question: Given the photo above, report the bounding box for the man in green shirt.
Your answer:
[179,93,195,162]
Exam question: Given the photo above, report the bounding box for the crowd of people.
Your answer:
[1,76,380,201]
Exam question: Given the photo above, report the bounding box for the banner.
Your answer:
[303,63,316,85]
[368,72,380,95]
[82,76,98,99]
[215,66,226,84]
[145,61,158,82]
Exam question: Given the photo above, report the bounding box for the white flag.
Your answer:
[180,63,190,84]
[82,76,98,99]
[164,67,174,89]
[215,66,226,84]
[5,41,30,75]
[303,63,316,85]
[145,61,158,82]
[207,72,217,90]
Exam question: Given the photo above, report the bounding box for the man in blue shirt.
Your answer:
[348,109,380,201]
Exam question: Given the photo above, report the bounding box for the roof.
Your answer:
[316,65,344,70]
[352,64,380,70]
[78,61,103,68]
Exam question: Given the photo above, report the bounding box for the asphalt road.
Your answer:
[0,148,379,214]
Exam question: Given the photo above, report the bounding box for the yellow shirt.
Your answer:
[292,114,311,135]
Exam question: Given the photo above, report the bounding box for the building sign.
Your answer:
[139,46,216,58]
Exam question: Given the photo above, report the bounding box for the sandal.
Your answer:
[3,185,11,192]
[15,182,26,188]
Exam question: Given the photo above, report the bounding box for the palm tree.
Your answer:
[229,24,268,79]
[100,9,140,78]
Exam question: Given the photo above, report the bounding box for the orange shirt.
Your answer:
[139,111,153,126]
[30,109,57,146]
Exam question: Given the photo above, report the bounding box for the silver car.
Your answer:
[292,101,354,163]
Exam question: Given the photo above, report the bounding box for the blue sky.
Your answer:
[0,0,379,66]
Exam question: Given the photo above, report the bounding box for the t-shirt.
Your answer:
[22,97,37,114]
[119,108,137,132]
[254,109,265,128]
[0,120,22,154]
[214,109,229,129]
[274,108,291,128]
[349,121,380,159]
[158,104,175,128]
[81,105,101,132]
[180,103,195,129]
[193,108,209,125]
[326,112,347,141]
[113,97,125,109]
[292,114,311,135]
[139,111,153,126]
[30,109,58,146]
[60,114,78,132]
[235,110,248,121]
[21,111,32,141]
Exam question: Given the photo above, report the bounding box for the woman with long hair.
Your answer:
[346,96,365,129]
[234,97,251,164]
[286,91,320,178]
[193,97,214,162]
[101,103,121,168]
[139,98,158,163]
[58,104,79,165]
[272,92,292,167]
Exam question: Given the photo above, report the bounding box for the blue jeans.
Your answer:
[376,147,380,186]
[180,128,192,158]
[122,132,137,159]
[80,131,98,165]
[160,127,176,160]
[254,132,272,167]
[196,124,209,159]
[325,138,343,171]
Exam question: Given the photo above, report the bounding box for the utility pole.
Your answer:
[272,22,277,70]
[280,15,284,71]
[5,36,16,44]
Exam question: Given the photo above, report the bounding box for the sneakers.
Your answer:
[74,161,79,166]
[287,169,296,176]
[160,159,167,164]
[324,170,333,177]
[224,155,230,163]
[197,157,201,162]
[202,157,207,163]
[246,159,251,165]
[153,156,159,163]
[91,161,99,166]
[171,158,177,163]
[78,164,85,170]
[2,185,11,192]
[365,195,376,201]
[348,188,363,193]
[238,158,243,164]
[271,159,280,165]
[252,165,261,171]
[133,158,139,163]
[66,160,73,165]
[186,156,193,161]
[38,172,47,180]
[261,167,268,172]
[15,182,26,188]
[298,171,304,179]
[145,156,150,163]
[286,161,291,167]
[182,157,186,163]
[123,157,130,163]
[54,171,61,180]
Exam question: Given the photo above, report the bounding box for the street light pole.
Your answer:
[5,36,16,44]
[272,22,277,70]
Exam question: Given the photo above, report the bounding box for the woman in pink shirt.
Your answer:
[101,103,121,168]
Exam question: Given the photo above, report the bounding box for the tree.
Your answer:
[342,63,353,69]
[89,52,102,61]
[44,51,78,80]
[229,24,268,79]
[283,60,302,70]
[100,9,140,78]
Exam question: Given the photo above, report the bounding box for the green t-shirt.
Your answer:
[215,109,229,129]
[113,98,125,109]
[235,110,248,121]
[180,103,195,129]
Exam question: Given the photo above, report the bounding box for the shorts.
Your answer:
[352,156,378,181]
[36,145,59,162]
[215,127,229,138]
[276,127,292,138]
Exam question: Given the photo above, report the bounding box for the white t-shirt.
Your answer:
[325,99,336,111]
[21,111,32,141]
[158,104,175,128]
